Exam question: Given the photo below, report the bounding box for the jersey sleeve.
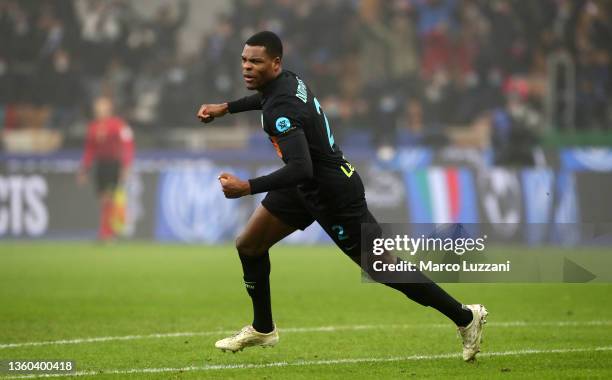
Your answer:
[248,129,313,194]
[263,95,305,137]
[227,93,262,113]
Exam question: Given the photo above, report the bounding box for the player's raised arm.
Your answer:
[196,103,227,124]
[228,93,263,113]
[197,93,262,124]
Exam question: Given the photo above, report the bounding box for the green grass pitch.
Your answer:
[1,243,611,379]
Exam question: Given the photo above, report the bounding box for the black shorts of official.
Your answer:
[94,160,120,194]
[261,187,380,258]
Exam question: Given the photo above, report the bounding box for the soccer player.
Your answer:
[78,95,134,241]
[197,31,487,361]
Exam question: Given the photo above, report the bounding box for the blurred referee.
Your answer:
[77,95,134,241]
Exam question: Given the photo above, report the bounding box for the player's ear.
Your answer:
[272,56,281,70]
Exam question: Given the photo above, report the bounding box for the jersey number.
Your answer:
[314,97,335,150]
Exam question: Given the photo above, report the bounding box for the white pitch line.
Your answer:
[1,320,611,350]
[3,346,612,379]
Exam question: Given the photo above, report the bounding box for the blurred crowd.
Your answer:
[0,0,188,133]
[1,0,611,156]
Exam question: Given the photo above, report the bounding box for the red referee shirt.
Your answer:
[81,116,134,170]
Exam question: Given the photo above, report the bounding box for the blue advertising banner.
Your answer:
[551,171,580,245]
[1,155,601,245]
[560,148,612,172]
[155,165,251,243]
[384,148,433,171]
[521,169,554,244]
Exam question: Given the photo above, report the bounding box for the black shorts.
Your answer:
[94,160,120,194]
[261,187,379,257]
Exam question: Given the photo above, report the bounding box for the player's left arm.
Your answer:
[219,129,313,198]
[249,129,313,193]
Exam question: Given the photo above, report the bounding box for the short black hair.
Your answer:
[245,31,283,60]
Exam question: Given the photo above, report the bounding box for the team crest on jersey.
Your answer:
[275,117,291,133]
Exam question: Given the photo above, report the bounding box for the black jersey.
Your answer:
[228,70,364,209]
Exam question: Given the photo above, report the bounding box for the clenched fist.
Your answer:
[218,172,251,198]
[197,103,229,124]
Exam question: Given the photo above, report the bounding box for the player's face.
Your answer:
[241,45,280,90]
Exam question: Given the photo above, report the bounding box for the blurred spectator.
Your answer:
[575,0,611,130]
[40,49,84,130]
[492,85,541,166]
[1,0,610,152]
[149,0,189,60]
[79,0,124,76]
[413,0,458,79]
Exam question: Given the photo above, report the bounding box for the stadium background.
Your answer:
[1,1,612,378]
[0,0,611,242]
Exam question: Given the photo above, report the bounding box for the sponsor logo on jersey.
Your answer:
[275,117,291,133]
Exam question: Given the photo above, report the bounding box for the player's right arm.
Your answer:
[197,93,262,123]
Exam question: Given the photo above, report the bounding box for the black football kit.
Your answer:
[228,70,375,257]
[225,70,474,331]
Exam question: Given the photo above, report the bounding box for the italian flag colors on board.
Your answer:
[405,168,479,224]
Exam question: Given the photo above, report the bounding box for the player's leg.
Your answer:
[215,189,314,352]
[317,201,487,361]
[352,209,475,326]
[235,204,296,333]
